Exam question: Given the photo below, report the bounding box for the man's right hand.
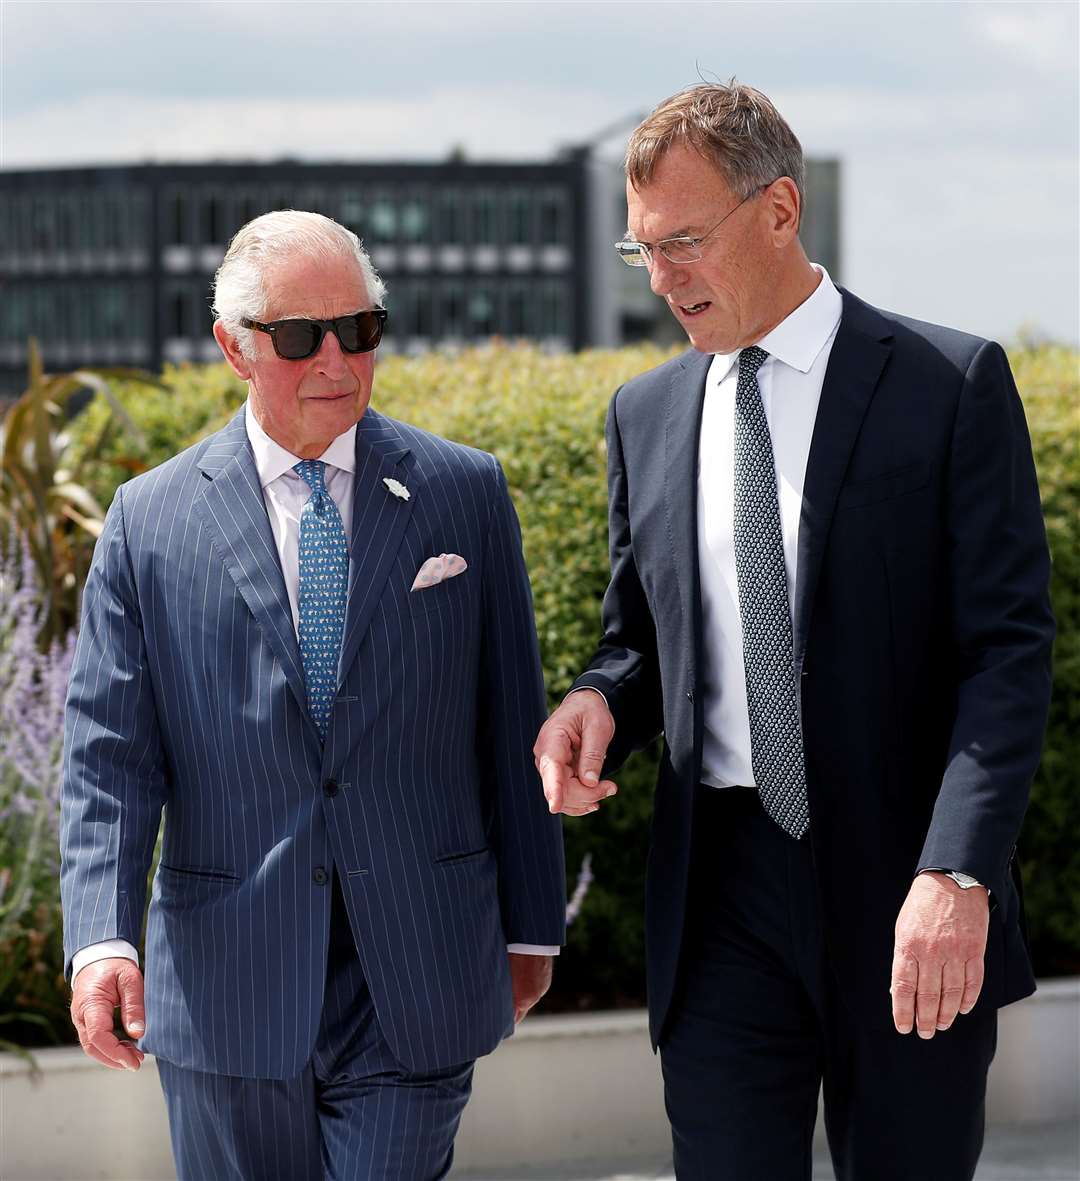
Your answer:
[70,958,146,1071]
[534,690,618,816]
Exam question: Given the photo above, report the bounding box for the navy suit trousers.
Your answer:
[660,787,997,1181]
[157,871,474,1181]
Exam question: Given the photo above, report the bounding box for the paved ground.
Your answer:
[458,1120,1080,1180]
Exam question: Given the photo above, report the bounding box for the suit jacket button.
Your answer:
[312,866,328,885]
[686,690,694,703]
[323,779,339,798]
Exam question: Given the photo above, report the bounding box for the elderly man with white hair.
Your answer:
[60,210,565,1181]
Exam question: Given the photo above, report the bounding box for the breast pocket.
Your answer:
[836,461,930,511]
[409,571,471,616]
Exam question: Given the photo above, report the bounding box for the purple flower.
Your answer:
[0,531,74,937]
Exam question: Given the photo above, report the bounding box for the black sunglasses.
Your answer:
[241,309,387,360]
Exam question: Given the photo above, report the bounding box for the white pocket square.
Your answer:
[411,553,468,591]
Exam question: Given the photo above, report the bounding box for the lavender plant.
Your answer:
[0,530,76,1052]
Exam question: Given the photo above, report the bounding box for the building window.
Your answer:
[404,284,432,337]
[506,283,531,337]
[467,288,496,337]
[471,190,496,245]
[130,192,150,250]
[76,193,96,250]
[32,286,53,338]
[437,190,464,244]
[539,280,569,337]
[506,190,532,245]
[53,287,72,341]
[103,194,124,249]
[168,191,190,245]
[202,192,224,244]
[130,283,151,339]
[31,198,56,250]
[440,282,464,337]
[6,289,30,342]
[369,196,397,244]
[400,196,429,243]
[539,189,568,245]
[56,194,76,252]
[101,286,126,339]
[341,190,365,238]
[168,287,191,337]
[68,285,90,342]
[238,191,264,227]
[296,187,326,217]
[64,285,84,342]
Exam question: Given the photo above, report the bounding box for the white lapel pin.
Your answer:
[383,477,410,501]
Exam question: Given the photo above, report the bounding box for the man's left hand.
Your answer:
[891,872,989,1039]
[509,953,553,1024]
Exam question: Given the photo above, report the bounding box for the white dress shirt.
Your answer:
[73,405,553,980]
[698,265,842,789]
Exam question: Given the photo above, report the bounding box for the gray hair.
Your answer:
[625,80,805,212]
[212,210,387,359]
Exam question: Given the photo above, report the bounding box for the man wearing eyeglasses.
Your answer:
[60,210,565,1180]
[535,83,1053,1179]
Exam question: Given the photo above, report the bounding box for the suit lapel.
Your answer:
[335,408,417,688]
[793,289,893,662]
[192,409,311,726]
[665,351,712,672]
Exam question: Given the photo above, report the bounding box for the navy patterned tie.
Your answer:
[294,460,349,741]
[733,346,810,839]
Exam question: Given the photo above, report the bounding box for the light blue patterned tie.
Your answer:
[294,460,349,741]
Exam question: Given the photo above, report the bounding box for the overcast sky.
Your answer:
[2,1,1077,343]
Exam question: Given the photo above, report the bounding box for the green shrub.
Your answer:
[69,362,246,512]
[15,341,1079,1045]
[1009,344,1080,975]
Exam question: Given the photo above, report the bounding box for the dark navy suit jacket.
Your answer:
[573,289,1054,1047]
[61,406,565,1078]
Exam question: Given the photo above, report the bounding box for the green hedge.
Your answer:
[60,342,1080,1015]
[1007,345,1080,975]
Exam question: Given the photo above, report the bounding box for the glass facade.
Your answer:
[0,151,839,394]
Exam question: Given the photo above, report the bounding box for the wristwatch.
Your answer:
[921,868,984,890]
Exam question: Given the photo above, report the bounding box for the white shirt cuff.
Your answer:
[507,944,560,956]
[72,939,140,980]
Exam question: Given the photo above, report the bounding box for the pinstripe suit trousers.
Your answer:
[157,870,474,1181]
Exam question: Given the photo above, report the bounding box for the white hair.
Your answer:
[212,209,388,359]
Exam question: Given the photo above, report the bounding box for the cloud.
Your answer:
[844,147,1078,343]
[0,88,630,167]
[978,5,1079,72]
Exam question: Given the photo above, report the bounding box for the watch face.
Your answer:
[950,872,980,888]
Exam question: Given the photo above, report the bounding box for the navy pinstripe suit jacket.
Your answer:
[60,405,566,1079]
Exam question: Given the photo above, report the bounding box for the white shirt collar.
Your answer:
[709,264,843,383]
[244,401,357,489]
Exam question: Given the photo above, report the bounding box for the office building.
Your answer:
[0,156,839,396]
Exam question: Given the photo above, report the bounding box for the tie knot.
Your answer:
[738,346,769,378]
[294,459,327,494]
